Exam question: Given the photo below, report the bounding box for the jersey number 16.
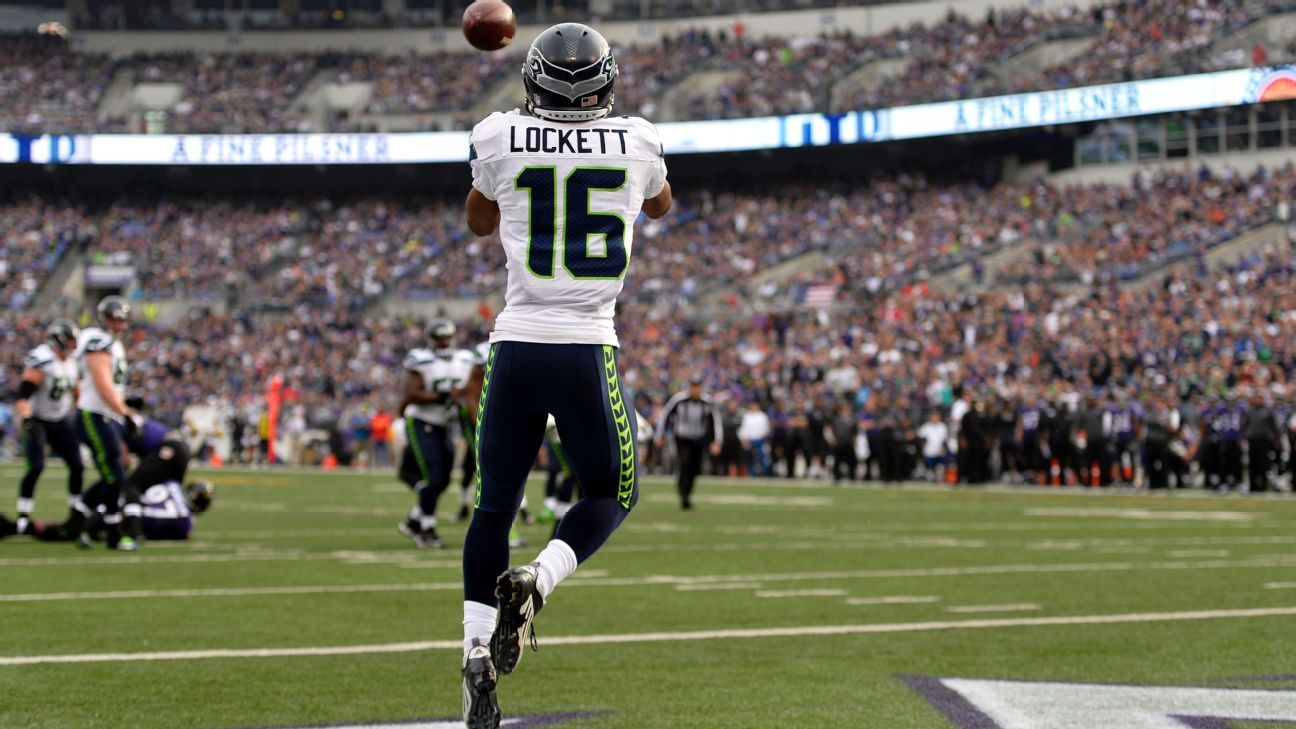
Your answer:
[516,166,628,281]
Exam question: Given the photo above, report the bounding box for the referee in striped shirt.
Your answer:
[655,375,723,510]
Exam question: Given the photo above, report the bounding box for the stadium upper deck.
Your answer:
[3,0,1291,134]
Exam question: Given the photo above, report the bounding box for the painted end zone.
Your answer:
[904,676,1296,729]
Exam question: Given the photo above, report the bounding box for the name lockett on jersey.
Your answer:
[508,126,631,155]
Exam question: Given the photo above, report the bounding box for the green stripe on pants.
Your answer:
[81,410,116,484]
[602,345,636,509]
[473,344,498,508]
[405,417,432,485]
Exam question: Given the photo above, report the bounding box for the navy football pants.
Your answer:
[19,414,84,508]
[78,411,126,517]
[464,342,639,606]
[400,417,454,519]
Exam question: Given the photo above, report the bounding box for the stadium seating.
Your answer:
[12,164,1295,311]
[0,198,90,311]
[2,0,1290,134]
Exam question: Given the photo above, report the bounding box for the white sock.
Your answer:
[407,505,421,522]
[543,496,558,512]
[553,501,572,520]
[463,600,497,657]
[419,515,437,531]
[16,497,32,515]
[67,494,80,508]
[532,539,578,601]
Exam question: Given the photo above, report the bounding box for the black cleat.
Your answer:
[453,505,471,523]
[462,640,501,729]
[398,520,444,549]
[490,564,544,676]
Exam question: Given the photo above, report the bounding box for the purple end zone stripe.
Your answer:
[899,676,1002,729]
[1172,716,1296,729]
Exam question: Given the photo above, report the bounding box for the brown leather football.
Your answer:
[462,0,516,52]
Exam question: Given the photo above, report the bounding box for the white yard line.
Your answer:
[1165,549,1231,558]
[1265,582,1296,589]
[946,603,1042,613]
[4,606,1296,666]
[755,589,847,598]
[673,582,763,592]
[1024,507,1264,522]
[5,555,1296,602]
[845,596,940,606]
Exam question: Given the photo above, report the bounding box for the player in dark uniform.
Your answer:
[1109,389,1141,487]
[1017,392,1045,484]
[29,401,210,544]
[1199,394,1224,490]
[1217,392,1245,492]
[7,480,212,543]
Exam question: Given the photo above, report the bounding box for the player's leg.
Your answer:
[674,437,693,508]
[47,414,85,517]
[485,344,638,682]
[461,343,546,723]
[399,418,443,547]
[16,419,48,533]
[413,424,454,546]
[457,406,476,523]
[77,412,127,549]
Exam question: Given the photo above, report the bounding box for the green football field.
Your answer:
[2,464,1296,729]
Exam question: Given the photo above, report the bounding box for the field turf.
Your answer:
[2,464,1295,728]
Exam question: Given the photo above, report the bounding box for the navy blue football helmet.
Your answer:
[523,23,617,123]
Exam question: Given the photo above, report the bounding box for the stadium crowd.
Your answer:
[9,164,1286,312]
[4,0,1293,134]
[0,198,94,312]
[3,215,1296,491]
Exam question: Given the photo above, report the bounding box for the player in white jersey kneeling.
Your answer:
[12,320,83,534]
[458,22,672,729]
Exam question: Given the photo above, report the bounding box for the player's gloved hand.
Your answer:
[123,412,140,439]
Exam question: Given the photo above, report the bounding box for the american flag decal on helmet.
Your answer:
[580,94,598,107]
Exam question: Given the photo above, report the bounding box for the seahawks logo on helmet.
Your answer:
[96,295,131,325]
[45,320,79,351]
[523,23,617,123]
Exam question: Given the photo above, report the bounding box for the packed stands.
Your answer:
[0,35,118,134]
[5,1,1293,134]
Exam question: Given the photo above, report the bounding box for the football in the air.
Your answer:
[462,0,516,52]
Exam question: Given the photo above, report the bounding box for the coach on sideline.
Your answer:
[655,375,723,510]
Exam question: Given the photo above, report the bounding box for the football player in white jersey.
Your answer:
[459,23,672,728]
[68,296,138,551]
[12,320,83,533]
[397,319,477,549]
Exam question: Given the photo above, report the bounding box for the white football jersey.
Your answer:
[470,111,668,347]
[472,341,492,369]
[403,347,477,426]
[76,327,128,422]
[22,343,78,421]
